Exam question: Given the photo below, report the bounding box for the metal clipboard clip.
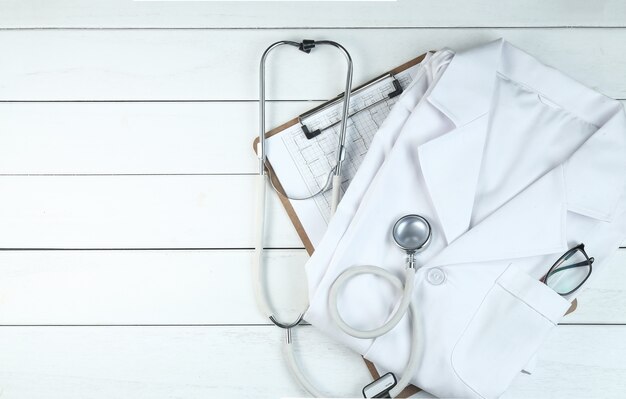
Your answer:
[298,73,403,140]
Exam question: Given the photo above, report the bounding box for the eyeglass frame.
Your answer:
[541,243,594,296]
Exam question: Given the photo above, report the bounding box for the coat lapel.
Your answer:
[417,116,488,244]
[419,39,626,269]
[417,39,504,244]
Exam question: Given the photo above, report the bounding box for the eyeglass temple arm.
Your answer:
[546,257,595,279]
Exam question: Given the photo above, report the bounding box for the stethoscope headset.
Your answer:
[254,39,429,398]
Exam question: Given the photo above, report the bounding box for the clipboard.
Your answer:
[253,52,428,398]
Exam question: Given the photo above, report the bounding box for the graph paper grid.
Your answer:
[269,66,418,223]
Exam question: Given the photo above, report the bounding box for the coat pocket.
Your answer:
[451,264,572,399]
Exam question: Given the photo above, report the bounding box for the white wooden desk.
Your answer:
[0,1,624,397]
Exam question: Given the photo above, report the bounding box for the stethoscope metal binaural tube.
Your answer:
[258,40,353,211]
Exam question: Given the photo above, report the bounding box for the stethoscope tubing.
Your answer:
[256,39,353,328]
[255,39,421,398]
[329,266,416,339]
[285,270,421,398]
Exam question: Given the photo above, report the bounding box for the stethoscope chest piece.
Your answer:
[392,214,431,267]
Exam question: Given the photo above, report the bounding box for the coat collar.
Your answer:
[419,39,626,267]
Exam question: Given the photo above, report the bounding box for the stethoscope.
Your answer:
[254,39,429,398]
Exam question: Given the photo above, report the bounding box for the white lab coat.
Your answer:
[304,39,626,398]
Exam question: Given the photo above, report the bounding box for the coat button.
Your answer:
[427,268,446,285]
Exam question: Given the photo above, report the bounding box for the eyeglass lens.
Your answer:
[545,248,592,295]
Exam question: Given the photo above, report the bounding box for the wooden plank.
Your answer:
[1,100,624,175]
[0,248,623,326]
[0,0,624,28]
[0,325,371,398]
[0,325,623,398]
[1,29,626,101]
[0,101,320,175]
[0,175,302,249]
[0,249,309,325]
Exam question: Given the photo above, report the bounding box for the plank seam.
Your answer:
[1,26,626,30]
[0,247,622,250]
[1,99,624,102]
[0,173,260,176]
[0,247,308,251]
[0,99,323,103]
[0,323,622,327]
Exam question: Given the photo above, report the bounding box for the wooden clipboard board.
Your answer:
[252,52,577,398]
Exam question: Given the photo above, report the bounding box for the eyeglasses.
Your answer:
[542,243,594,296]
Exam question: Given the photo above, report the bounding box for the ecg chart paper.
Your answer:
[266,63,422,248]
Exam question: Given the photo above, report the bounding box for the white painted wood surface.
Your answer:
[0,175,302,248]
[0,101,318,175]
[0,0,624,28]
[0,1,624,398]
[0,325,624,398]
